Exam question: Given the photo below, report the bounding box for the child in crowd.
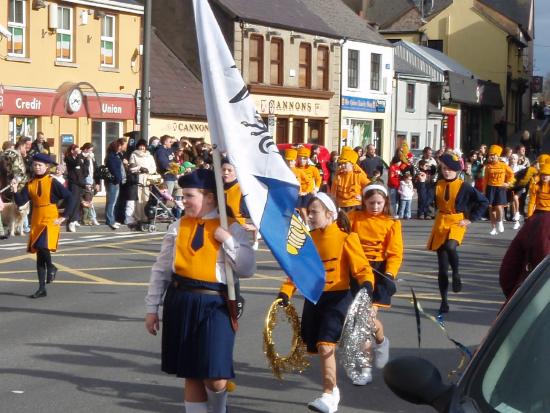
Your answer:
[80,188,95,226]
[145,169,256,413]
[370,169,383,184]
[428,152,488,313]
[415,163,430,219]
[331,146,370,211]
[398,173,414,219]
[348,183,403,385]
[278,193,374,413]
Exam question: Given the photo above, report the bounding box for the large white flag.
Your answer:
[192,0,325,303]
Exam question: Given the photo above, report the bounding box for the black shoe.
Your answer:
[439,301,449,314]
[29,288,47,299]
[47,266,58,284]
[0,234,8,240]
[452,276,462,293]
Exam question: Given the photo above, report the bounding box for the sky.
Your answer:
[534,0,550,76]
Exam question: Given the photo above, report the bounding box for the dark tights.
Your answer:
[36,248,53,287]
[437,240,459,302]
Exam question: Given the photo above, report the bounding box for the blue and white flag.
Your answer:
[192,0,325,303]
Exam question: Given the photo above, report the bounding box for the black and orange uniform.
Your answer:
[14,173,74,295]
[428,177,488,310]
[483,160,515,206]
[279,222,374,353]
[224,180,249,225]
[348,211,403,307]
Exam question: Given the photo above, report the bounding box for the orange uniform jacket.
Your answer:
[291,167,310,194]
[527,181,550,217]
[347,211,403,277]
[483,161,515,189]
[298,165,322,193]
[224,181,246,225]
[279,222,374,299]
[331,164,370,208]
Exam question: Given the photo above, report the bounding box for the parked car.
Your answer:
[384,255,550,413]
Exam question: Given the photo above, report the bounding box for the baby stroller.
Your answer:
[141,182,177,232]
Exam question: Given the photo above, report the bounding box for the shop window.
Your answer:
[316,45,329,91]
[249,35,264,84]
[370,53,381,91]
[276,117,289,144]
[308,119,324,146]
[7,0,26,56]
[9,116,36,143]
[56,6,73,62]
[292,118,304,143]
[299,43,312,89]
[410,134,420,150]
[101,15,116,67]
[347,49,359,89]
[270,38,283,86]
[406,83,416,112]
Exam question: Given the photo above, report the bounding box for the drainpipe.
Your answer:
[338,37,347,153]
[140,0,152,143]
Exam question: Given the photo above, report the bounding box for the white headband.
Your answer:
[315,192,338,219]
[363,183,388,197]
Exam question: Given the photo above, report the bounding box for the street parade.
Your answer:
[1,0,549,412]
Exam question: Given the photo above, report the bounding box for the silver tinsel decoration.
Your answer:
[338,288,377,382]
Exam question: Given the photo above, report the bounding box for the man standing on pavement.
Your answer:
[359,144,386,179]
[154,135,177,195]
[30,132,51,157]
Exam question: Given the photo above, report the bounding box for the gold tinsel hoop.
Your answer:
[263,299,310,380]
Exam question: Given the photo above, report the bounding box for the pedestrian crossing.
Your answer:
[0,231,159,251]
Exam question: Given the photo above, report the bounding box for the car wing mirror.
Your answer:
[384,356,456,413]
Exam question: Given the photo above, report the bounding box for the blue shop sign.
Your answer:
[342,96,386,113]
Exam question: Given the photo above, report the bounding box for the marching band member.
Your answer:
[145,169,255,413]
[330,146,370,211]
[285,148,310,222]
[347,183,403,385]
[526,159,550,217]
[277,193,374,413]
[428,152,488,314]
[11,153,75,298]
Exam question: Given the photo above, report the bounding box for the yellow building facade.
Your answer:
[0,0,142,162]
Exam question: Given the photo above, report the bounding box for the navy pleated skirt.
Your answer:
[161,278,235,379]
[301,290,352,353]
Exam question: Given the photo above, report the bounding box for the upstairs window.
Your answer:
[347,49,359,88]
[249,35,264,84]
[270,38,283,86]
[370,53,381,90]
[7,0,26,56]
[56,6,73,61]
[101,15,116,67]
[316,45,329,90]
[299,43,312,88]
[406,83,416,111]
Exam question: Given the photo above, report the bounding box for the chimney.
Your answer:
[362,0,369,19]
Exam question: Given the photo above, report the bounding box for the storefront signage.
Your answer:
[61,134,74,144]
[252,94,330,117]
[149,117,211,142]
[342,96,386,113]
[0,86,135,120]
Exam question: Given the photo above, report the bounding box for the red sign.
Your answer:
[0,87,135,120]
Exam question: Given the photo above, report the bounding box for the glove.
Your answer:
[277,292,290,307]
[236,295,245,319]
[361,282,374,298]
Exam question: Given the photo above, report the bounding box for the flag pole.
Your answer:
[211,145,239,331]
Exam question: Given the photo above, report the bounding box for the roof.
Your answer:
[68,0,143,13]
[478,0,532,31]
[150,28,206,118]
[215,0,338,38]
[399,41,474,78]
[364,0,452,29]
[394,55,430,78]
[300,0,390,45]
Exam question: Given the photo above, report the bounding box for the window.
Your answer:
[427,40,443,52]
[9,116,36,143]
[7,0,25,56]
[410,134,420,149]
[56,6,73,61]
[299,43,312,88]
[101,15,116,67]
[406,83,416,111]
[249,35,264,84]
[316,46,329,90]
[292,118,304,143]
[308,119,324,145]
[276,118,289,143]
[347,49,359,89]
[270,38,283,86]
[370,53,381,90]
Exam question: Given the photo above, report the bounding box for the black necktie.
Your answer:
[191,223,205,251]
[37,180,42,197]
[444,183,450,201]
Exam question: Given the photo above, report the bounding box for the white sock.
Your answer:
[184,401,208,413]
[206,387,228,413]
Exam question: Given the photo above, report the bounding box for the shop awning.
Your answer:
[446,72,503,108]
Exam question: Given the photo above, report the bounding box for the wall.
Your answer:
[394,77,430,149]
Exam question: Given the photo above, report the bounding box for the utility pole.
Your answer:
[140,0,152,142]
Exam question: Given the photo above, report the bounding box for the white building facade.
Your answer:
[341,40,394,162]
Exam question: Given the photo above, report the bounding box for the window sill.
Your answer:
[6,56,31,63]
[55,61,79,68]
[405,108,416,113]
[99,66,120,73]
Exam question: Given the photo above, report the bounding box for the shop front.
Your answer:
[0,85,136,162]
[149,117,211,142]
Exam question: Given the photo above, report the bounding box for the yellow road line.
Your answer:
[103,245,159,256]
[56,252,149,257]
[0,265,152,275]
[54,262,116,284]
[0,254,30,265]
